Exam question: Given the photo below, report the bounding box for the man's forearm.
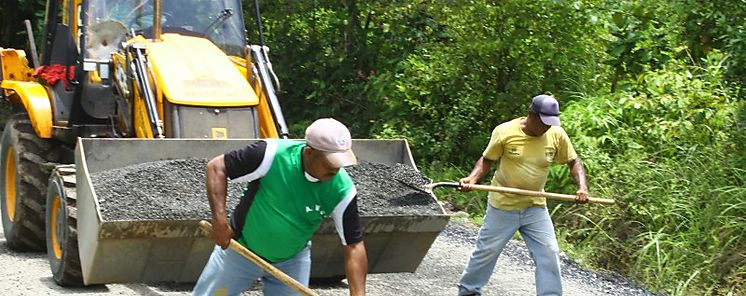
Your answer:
[466,157,495,181]
[206,161,228,221]
[569,158,588,190]
[344,241,367,296]
[206,156,235,248]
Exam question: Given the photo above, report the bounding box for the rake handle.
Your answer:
[459,183,615,205]
[198,220,319,296]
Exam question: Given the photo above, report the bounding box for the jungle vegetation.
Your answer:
[2,0,743,294]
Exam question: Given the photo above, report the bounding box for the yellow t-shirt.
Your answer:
[483,117,577,210]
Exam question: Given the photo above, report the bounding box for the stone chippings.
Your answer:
[93,158,244,221]
[345,161,443,216]
[93,159,443,221]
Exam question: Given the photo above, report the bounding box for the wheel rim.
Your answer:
[50,194,63,260]
[4,146,16,221]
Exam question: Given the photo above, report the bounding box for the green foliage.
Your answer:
[368,0,608,166]
[564,51,739,164]
[675,0,746,90]
[604,1,680,92]
[551,52,745,294]
[5,0,746,294]
[0,0,46,52]
[555,152,745,295]
[257,1,453,137]
[255,0,609,147]
[600,0,746,94]
[252,2,745,293]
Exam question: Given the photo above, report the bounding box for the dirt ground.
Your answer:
[0,219,657,296]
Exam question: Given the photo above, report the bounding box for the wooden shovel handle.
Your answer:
[198,221,319,296]
[461,183,615,205]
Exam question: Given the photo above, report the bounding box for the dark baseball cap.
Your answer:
[530,95,561,126]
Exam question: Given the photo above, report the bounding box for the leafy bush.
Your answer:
[551,52,744,295]
[368,0,608,166]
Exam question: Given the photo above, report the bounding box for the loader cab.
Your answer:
[84,0,247,57]
[40,0,129,135]
[40,0,277,141]
[45,0,248,63]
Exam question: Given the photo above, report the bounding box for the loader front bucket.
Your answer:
[74,138,449,285]
[75,138,255,284]
[309,140,450,280]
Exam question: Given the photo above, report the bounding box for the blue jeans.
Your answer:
[458,205,562,296]
[192,244,311,296]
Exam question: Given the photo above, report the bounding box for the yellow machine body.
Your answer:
[0,49,53,138]
[0,0,447,287]
[2,0,281,140]
[146,34,258,107]
[1,0,290,283]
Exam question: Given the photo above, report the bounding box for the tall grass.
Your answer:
[552,151,745,295]
[551,55,744,295]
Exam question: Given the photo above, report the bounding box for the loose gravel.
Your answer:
[0,217,663,295]
[220,221,662,296]
[438,222,662,296]
[93,158,243,221]
[346,161,442,216]
[94,159,442,221]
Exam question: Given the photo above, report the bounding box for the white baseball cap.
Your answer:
[305,118,357,168]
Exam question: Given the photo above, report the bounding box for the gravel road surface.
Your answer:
[0,219,659,295]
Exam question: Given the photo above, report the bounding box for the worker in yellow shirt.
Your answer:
[457,95,589,296]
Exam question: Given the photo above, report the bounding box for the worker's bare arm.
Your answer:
[566,158,589,203]
[343,241,368,296]
[206,155,232,248]
[459,156,495,191]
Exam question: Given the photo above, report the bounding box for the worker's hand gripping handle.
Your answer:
[198,221,320,296]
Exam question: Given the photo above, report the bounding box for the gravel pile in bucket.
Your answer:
[94,158,443,221]
[346,161,442,216]
[93,158,244,221]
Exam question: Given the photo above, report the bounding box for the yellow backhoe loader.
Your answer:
[0,0,449,287]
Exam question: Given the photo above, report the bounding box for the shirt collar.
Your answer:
[304,171,320,182]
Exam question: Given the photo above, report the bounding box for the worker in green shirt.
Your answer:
[194,118,367,296]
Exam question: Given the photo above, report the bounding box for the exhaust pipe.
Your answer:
[153,0,162,41]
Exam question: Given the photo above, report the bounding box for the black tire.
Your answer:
[0,114,61,251]
[46,165,84,286]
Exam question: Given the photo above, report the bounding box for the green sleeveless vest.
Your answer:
[237,140,355,262]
